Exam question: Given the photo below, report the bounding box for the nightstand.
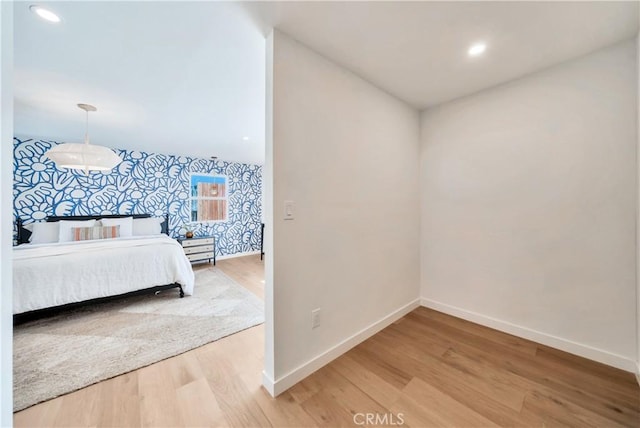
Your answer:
[177,235,216,265]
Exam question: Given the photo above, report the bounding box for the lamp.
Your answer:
[45,104,122,172]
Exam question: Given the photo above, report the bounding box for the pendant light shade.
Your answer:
[45,142,122,171]
[45,104,122,172]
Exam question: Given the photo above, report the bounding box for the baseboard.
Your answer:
[636,362,640,386]
[216,250,261,261]
[264,298,421,397]
[420,298,637,373]
[261,371,276,397]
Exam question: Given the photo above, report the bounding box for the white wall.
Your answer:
[263,31,275,393]
[265,30,420,394]
[420,40,638,371]
[0,1,13,424]
[636,31,640,382]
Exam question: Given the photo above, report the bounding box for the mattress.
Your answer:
[13,235,195,314]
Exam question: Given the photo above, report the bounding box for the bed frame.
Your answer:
[13,213,185,324]
[13,282,185,325]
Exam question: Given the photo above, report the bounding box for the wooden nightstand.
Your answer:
[177,235,216,265]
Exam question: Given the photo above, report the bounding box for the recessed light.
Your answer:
[242,136,250,141]
[468,42,487,57]
[30,5,61,23]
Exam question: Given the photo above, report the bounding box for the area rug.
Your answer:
[13,268,264,411]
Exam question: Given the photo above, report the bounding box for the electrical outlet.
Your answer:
[311,308,321,329]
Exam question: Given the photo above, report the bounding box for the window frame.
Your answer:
[189,173,229,223]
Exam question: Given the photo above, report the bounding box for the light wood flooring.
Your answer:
[15,255,640,427]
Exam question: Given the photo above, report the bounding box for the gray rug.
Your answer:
[13,268,264,411]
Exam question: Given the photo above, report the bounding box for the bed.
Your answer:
[13,214,195,316]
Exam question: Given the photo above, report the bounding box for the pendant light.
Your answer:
[45,103,122,172]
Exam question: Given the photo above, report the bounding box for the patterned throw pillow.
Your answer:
[71,225,121,241]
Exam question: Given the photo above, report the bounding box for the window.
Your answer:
[190,174,228,222]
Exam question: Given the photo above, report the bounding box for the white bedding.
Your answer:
[13,235,195,314]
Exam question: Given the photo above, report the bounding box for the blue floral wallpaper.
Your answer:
[13,137,263,256]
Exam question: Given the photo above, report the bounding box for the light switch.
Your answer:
[284,200,294,220]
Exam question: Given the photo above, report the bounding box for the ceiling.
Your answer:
[13,2,639,165]
[245,1,639,109]
[14,1,266,164]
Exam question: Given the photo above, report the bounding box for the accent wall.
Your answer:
[13,137,263,257]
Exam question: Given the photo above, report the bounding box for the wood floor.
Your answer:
[15,255,640,427]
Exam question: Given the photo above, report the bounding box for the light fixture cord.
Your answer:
[84,109,90,145]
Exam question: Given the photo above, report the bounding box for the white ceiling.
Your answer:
[245,1,639,109]
[13,1,639,165]
[14,1,266,164]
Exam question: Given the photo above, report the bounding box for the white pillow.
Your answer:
[58,220,97,243]
[132,217,163,236]
[100,217,133,237]
[27,222,60,244]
